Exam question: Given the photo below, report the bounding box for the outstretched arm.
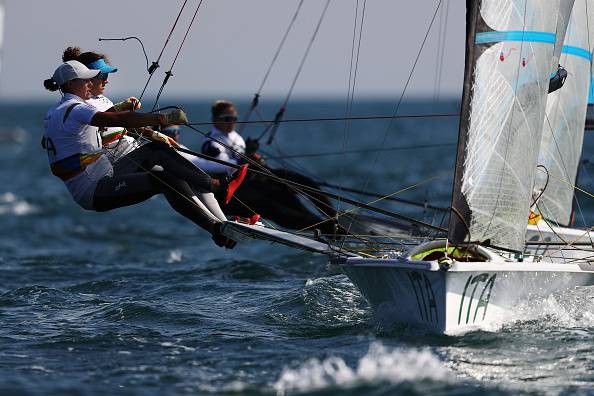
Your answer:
[90,109,188,129]
[91,111,162,128]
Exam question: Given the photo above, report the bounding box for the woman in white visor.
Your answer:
[42,61,247,248]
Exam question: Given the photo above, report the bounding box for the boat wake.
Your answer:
[273,342,449,396]
[499,285,594,330]
[447,285,594,335]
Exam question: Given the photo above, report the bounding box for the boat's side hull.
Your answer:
[341,261,594,333]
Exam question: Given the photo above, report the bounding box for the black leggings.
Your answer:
[93,142,217,232]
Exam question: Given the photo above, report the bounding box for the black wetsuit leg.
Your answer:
[92,150,218,232]
[113,141,214,193]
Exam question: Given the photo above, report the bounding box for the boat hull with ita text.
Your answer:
[339,241,594,334]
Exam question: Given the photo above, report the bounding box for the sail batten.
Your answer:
[450,0,565,251]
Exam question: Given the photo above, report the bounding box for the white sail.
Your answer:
[449,0,569,251]
[535,0,593,226]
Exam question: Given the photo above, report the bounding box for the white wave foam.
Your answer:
[167,249,183,263]
[471,286,594,332]
[0,192,37,216]
[273,342,448,396]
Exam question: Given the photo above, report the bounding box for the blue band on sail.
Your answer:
[475,31,556,44]
[561,45,592,61]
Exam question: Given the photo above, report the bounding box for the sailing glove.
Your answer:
[163,109,188,126]
[151,131,180,148]
[113,97,141,112]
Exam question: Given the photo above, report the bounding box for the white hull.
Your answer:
[339,237,594,334]
[222,221,594,334]
[341,257,594,334]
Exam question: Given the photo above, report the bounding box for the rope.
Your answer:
[265,142,455,159]
[173,136,448,233]
[257,0,305,96]
[339,0,367,243]
[184,124,343,224]
[357,0,443,203]
[189,112,460,127]
[239,0,305,133]
[295,172,451,233]
[264,0,332,145]
[139,0,190,101]
[152,0,206,111]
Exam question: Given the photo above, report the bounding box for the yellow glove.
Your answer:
[113,97,141,112]
[150,131,180,148]
[163,109,188,125]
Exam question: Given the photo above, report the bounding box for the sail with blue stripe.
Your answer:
[449,0,570,251]
[535,0,593,226]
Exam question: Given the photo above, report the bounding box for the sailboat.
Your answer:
[220,0,594,334]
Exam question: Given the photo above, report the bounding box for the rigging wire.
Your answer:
[175,129,447,233]
[263,143,455,159]
[294,171,451,233]
[240,0,305,134]
[339,0,367,242]
[139,0,190,101]
[357,0,444,206]
[188,112,460,126]
[260,0,332,145]
[432,0,450,108]
[152,0,206,111]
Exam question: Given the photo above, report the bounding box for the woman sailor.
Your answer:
[61,46,166,163]
[42,60,247,248]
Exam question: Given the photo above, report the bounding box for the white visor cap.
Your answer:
[53,60,100,85]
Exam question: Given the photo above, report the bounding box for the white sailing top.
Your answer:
[43,93,113,209]
[198,127,246,175]
[86,95,138,163]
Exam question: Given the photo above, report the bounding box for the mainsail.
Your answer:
[449,0,567,251]
[535,0,593,226]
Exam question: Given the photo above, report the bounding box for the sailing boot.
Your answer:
[217,165,249,205]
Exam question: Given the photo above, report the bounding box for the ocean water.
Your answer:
[0,98,593,396]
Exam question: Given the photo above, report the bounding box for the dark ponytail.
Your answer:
[62,46,108,66]
[43,78,59,92]
[62,46,82,62]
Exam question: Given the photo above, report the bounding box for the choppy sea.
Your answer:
[0,98,592,395]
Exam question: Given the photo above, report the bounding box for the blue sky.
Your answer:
[0,0,464,101]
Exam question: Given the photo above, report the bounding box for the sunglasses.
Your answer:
[217,115,237,122]
[95,73,109,81]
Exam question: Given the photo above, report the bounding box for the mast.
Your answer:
[535,0,592,226]
[449,0,568,251]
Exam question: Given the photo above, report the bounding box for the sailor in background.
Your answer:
[164,100,342,234]
[42,61,247,248]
